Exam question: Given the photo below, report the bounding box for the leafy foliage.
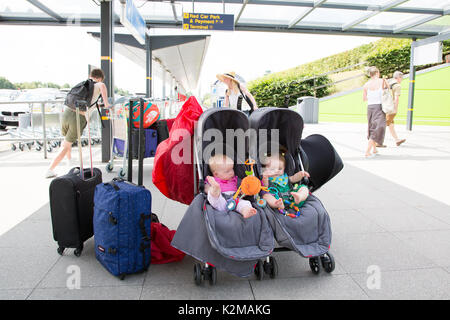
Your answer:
[248,38,450,107]
[0,76,17,89]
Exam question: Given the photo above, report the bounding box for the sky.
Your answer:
[0,24,378,97]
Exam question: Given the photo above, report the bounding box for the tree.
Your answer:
[0,76,16,89]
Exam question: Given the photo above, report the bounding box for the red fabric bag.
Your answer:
[151,222,185,264]
[152,96,203,205]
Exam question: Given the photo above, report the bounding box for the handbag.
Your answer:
[381,79,395,114]
[237,84,255,115]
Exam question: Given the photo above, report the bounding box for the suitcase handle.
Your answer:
[69,167,99,181]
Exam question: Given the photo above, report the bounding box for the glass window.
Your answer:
[0,0,46,17]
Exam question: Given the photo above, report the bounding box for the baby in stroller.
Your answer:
[205,154,257,219]
[171,108,275,285]
[261,150,310,217]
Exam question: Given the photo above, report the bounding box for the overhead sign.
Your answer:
[183,12,234,31]
[413,42,442,66]
[121,0,147,45]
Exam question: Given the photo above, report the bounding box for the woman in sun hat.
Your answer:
[216,71,258,116]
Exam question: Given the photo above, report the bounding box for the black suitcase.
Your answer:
[150,119,169,145]
[49,167,102,256]
[49,100,102,256]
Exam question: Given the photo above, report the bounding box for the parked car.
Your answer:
[0,88,66,129]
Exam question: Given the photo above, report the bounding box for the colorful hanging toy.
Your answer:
[267,185,302,218]
[226,159,269,211]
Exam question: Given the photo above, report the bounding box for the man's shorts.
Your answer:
[61,108,87,143]
[386,113,397,126]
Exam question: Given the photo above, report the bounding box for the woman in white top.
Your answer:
[216,72,258,116]
[362,66,387,158]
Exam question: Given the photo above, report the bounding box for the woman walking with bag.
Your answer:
[216,71,257,116]
[362,66,387,158]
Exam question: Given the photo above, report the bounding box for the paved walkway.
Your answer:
[0,122,449,300]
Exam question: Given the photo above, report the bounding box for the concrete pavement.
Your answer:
[0,121,449,300]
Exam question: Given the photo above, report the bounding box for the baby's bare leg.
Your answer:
[263,193,284,209]
[237,199,257,218]
[290,186,309,204]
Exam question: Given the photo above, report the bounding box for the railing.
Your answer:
[0,97,186,159]
[0,99,65,159]
[0,99,103,159]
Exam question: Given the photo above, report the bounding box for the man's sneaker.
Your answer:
[45,169,57,179]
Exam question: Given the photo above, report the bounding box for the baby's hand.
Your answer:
[261,174,269,187]
[274,198,284,209]
[291,171,310,183]
[206,176,221,198]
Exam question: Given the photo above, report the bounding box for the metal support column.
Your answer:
[406,39,416,131]
[162,69,166,99]
[146,34,152,98]
[100,0,114,162]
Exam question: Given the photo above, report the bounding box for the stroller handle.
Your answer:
[296,148,310,187]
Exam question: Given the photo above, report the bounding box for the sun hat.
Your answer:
[216,71,240,84]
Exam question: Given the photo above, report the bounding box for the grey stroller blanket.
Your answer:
[265,194,331,257]
[171,193,274,278]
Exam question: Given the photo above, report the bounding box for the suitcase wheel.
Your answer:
[57,247,65,256]
[119,274,126,281]
[74,245,83,257]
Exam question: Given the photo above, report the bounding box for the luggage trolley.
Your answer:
[105,100,129,177]
[105,98,159,177]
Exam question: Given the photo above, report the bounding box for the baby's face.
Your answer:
[263,157,285,177]
[212,160,235,181]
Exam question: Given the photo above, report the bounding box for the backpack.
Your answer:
[381,79,395,114]
[65,79,100,111]
[65,79,104,127]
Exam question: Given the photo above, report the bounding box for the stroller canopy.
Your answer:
[249,107,304,176]
[195,108,249,179]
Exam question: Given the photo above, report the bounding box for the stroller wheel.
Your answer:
[194,263,203,286]
[321,252,335,273]
[265,256,278,279]
[309,257,321,275]
[207,266,217,286]
[119,168,126,178]
[254,260,264,281]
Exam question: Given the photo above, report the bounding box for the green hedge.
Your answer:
[365,39,450,77]
[249,75,330,108]
[248,38,450,107]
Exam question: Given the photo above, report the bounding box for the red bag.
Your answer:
[152,96,203,205]
[151,222,185,264]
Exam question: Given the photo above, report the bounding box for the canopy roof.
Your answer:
[89,32,210,92]
[1,0,448,39]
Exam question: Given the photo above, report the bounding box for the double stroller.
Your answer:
[171,107,343,285]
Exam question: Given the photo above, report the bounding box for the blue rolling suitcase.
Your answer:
[112,128,158,159]
[93,179,152,280]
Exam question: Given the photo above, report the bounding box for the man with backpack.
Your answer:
[45,68,110,178]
